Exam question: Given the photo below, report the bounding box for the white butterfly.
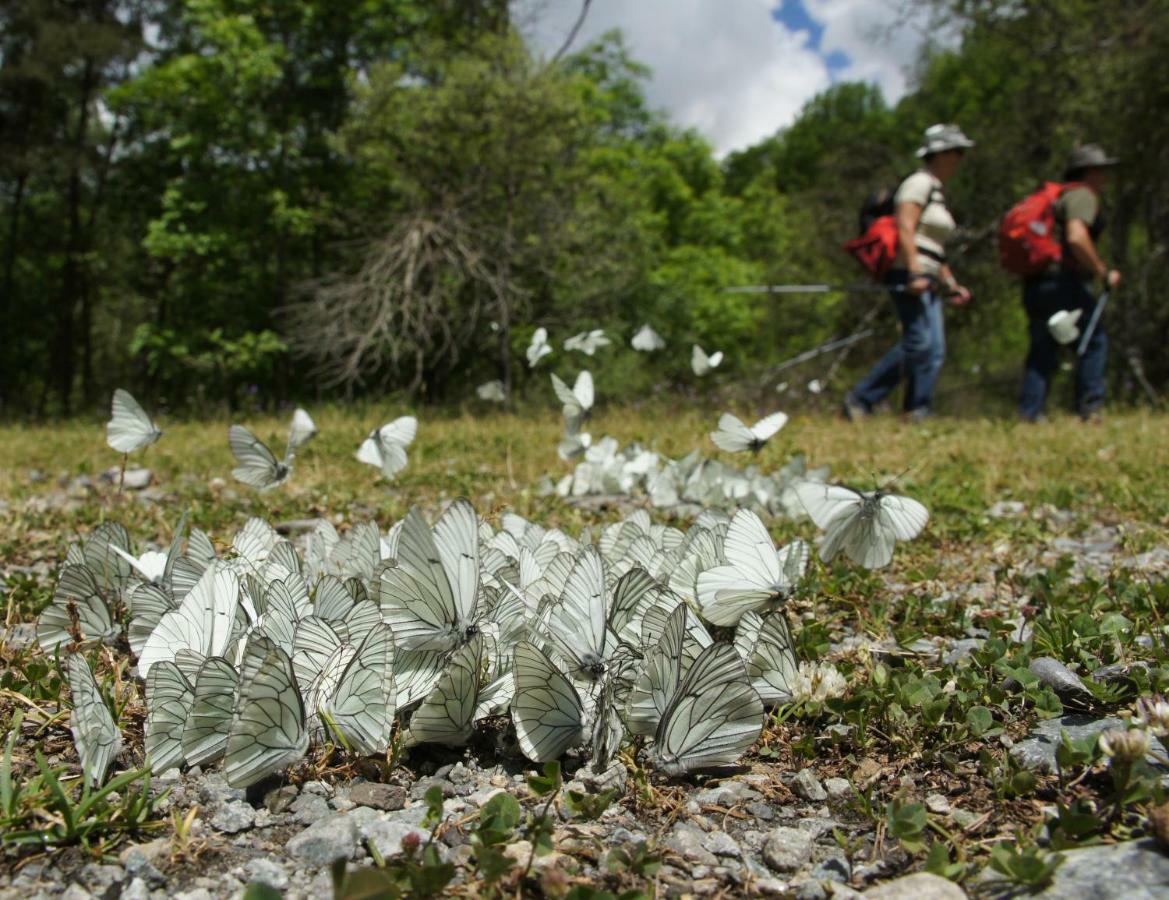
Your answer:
[691,345,724,377]
[106,389,162,454]
[558,425,592,461]
[139,563,240,678]
[377,500,481,651]
[287,408,318,452]
[65,655,122,788]
[564,329,610,356]
[229,424,291,490]
[648,642,763,776]
[527,327,553,368]
[631,325,665,352]
[225,635,308,787]
[181,656,239,767]
[735,610,799,706]
[696,510,808,626]
[511,641,586,763]
[315,623,396,755]
[477,380,506,403]
[710,411,788,454]
[807,379,823,395]
[356,416,418,479]
[794,480,929,569]
[551,371,594,421]
[402,632,487,747]
[36,564,117,651]
[626,602,686,737]
[145,661,195,773]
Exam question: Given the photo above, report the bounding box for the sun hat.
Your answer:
[1064,144,1119,179]
[915,123,975,158]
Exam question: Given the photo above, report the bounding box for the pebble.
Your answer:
[211,800,255,833]
[285,814,359,866]
[245,858,290,890]
[824,777,852,799]
[811,855,850,883]
[365,820,432,859]
[666,823,720,867]
[1010,714,1168,774]
[1028,838,1169,899]
[761,826,815,874]
[791,769,828,802]
[705,831,742,859]
[290,792,332,824]
[694,780,761,806]
[349,783,407,811]
[863,872,966,898]
[121,878,151,900]
[265,784,299,813]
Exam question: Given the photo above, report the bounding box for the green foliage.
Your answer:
[987,842,1065,888]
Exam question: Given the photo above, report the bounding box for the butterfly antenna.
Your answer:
[879,463,918,491]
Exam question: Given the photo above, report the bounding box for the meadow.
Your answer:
[2,406,1168,897]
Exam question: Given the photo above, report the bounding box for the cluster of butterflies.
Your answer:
[106,390,419,490]
[48,483,928,790]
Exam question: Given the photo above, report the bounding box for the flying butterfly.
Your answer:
[527,327,553,368]
[477,380,506,403]
[356,416,418,479]
[691,345,724,377]
[551,371,594,422]
[106,389,162,454]
[710,411,789,454]
[65,655,122,788]
[564,329,610,356]
[794,480,929,570]
[228,424,292,490]
[631,324,665,352]
[287,408,319,453]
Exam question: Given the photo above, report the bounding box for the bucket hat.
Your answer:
[915,123,975,158]
[1064,144,1119,179]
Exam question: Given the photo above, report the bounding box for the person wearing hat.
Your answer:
[1019,144,1121,422]
[844,123,974,422]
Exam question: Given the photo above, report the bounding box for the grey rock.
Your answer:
[1030,657,1093,700]
[198,773,244,806]
[61,887,94,900]
[265,784,298,813]
[693,780,761,807]
[466,787,507,808]
[120,878,151,900]
[245,858,289,890]
[753,878,791,897]
[792,881,827,900]
[811,856,850,883]
[410,777,456,800]
[173,891,214,900]
[824,778,852,799]
[365,820,431,859]
[761,826,815,874]
[665,823,719,867]
[747,801,777,821]
[302,780,332,797]
[78,863,124,896]
[925,793,951,814]
[943,639,984,666]
[349,783,407,811]
[1028,839,1169,899]
[863,872,965,898]
[1010,715,1168,774]
[290,792,331,824]
[285,814,359,866]
[706,831,741,859]
[792,769,828,802]
[210,800,255,834]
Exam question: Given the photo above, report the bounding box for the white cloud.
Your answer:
[516,1,930,156]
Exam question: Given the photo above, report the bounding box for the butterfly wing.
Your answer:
[323,622,396,755]
[511,641,585,763]
[546,549,608,677]
[626,602,685,737]
[573,371,594,413]
[878,493,930,541]
[749,611,799,705]
[710,413,755,453]
[65,655,121,788]
[145,661,194,772]
[793,481,864,531]
[750,411,789,443]
[229,425,286,490]
[37,564,115,651]
[181,656,239,767]
[139,564,240,678]
[432,499,480,628]
[377,508,461,650]
[107,389,161,453]
[402,633,484,747]
[287,408,318,453]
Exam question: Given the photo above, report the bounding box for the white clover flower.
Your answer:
[1134,695,1169,737]
[792,662,847,704]
[1098,727,1150,763]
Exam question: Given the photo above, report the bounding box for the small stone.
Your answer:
[1010,715,1168,774]
[365,820,431,859]
[761,826,815,874]
[349,783,407,811]
[811,856,850,883]
[286,814,359,866]
[245,858,289,890]
[466,787,507,808]
[791,769,828,802]
[925,793,951,814]
[753,878,790,897]
[302,780,332,797]
[747,801,776,821]
[211,800,255,834]
[174,890,214,900]
[706,832,741,859]
[694,780,761,807]
[121,878,151,900]
[862,872,965,898]
[666,823,719,867]
[410,777,456,800]
[265,784,299,813]
[253,808,275,828]
[78,863,124,895]
[61,887,94,900]
[290,792,331,824]
[950,808,980,830]
[824,778,852,799]
[198,773,244,806]
[792,880,827,900]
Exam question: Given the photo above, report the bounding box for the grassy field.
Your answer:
[2,406,1169,892]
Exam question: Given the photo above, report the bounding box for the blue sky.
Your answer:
[518,1,926,156]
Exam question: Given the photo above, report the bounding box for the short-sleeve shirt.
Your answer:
[1055,186,1103,275]
[893,171,955,276]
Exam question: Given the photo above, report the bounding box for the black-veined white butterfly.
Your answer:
[106,389,162,454]
[691,345,724,377]
[356,416,417,479]
[564,329,610,356]
[145,661,195,773]
[228,424,291,490]
[527,327,552,367]
[65,655,122,788]
[511,641,586,763]
[139,563,240,678]
[710,411,788,454]
[287,408,318,453]
[794,480,929,569]
[550,371,594,421]
[401,632,487,747]
[735,610,799,706]
[631,325,665,352]
[36,564,117,651]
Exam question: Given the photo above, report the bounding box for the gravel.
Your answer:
[285,813,360,866]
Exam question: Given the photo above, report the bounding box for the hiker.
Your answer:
[1019,145,1120,422]
[843,124,973,421]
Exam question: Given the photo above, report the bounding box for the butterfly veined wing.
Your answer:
[107,389,162,453]
[626,602,685,736]
[546,549,608,680]
[723,509,781,587]
[225,636,308,788]
[37,564,116,651]
[356,429,384,469]
[127,583,178,655]
[402,633,484,747]
[229,425,288,490]
[550,374,580,417]
[733,610,763,662]
[292,616,345,690]
[511,641,585,763]
[82,522,134,590]
[650,643,763,776]
[608,566,666,648]
[710,413,756,453]
[323,623,396,755]
[708,350,724,368]
[145,661,194,773]
[750,411,789,444]
[139,564,240,678]
[749,611,799,706]
[877,493,930,541]
[343,599,383,639]
[378,507,465,650]
[432,499,480,629]
[573,371,594,413]
[375,416,418,478]
[287,408,318,453]
[65,656,121,788]
[792,481,865,531]
[181,656,238,767]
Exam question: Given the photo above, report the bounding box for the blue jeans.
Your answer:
[850,270,946,415]
[1019,272,1107,420]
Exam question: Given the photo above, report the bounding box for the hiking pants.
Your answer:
[850,270,945,415]
[1019,272,1107,421]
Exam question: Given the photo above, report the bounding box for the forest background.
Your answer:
[2,0,1166,418]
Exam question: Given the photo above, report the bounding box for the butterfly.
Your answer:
[65,655,122,788]
[229,424,292,490]
[356,416,418,479]
[401,632,488,747]
[691,345,724,377]
[181,656,239,767]
[287,408,318,453]
[564,329,610,356]
[631,325,665,352]
[477,380,506,403]
[106,389,162,454]
[511,641,586,763]
[377,499,482,652]
[626,602,686,737]
[145,661,195,773]
[138,563,240,678]
[734,610,799,706]
[224,635,309,788]
[794,480,929,569]
[648,642,763,776]
[551,371,594,422]
[527,327,553,367]
[695,509,808,626]
[36,564,117,652]
[308,623,397,755]
[710,411,789,454]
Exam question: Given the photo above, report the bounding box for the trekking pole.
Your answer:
[1076,291,1109,357]
[725,283,900,295]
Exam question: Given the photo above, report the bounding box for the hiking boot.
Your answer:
[841,394,868,422]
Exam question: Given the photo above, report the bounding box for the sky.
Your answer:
[516,0,931,157]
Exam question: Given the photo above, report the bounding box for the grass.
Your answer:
[2,404,1168,890]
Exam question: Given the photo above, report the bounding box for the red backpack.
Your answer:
[843,183,900,279]
[998,182,1083,276]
